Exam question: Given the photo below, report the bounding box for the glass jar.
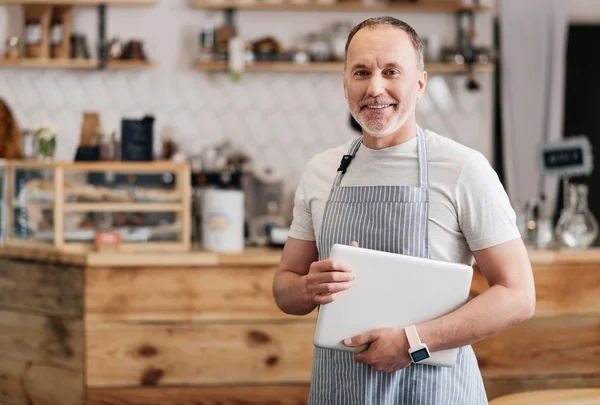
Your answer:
[24,18,42,58]
[555,184,599,248]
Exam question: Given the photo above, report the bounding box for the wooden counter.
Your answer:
[0,244,283,267]
[0,247,599,405]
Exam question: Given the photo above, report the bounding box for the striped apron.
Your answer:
[308,126,488,405]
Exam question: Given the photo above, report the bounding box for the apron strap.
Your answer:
[333,136,362,188]
[333,127,428,189]
[417,126,428,189]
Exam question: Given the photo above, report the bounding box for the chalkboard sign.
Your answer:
[540,135,593,177]
[121,115,154,161]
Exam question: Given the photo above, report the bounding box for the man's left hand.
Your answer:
[344,327,412,373]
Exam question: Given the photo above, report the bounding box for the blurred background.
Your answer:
[1,1,600,405]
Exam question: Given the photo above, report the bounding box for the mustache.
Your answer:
[359,97,398,107]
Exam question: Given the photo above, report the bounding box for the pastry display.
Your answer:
[4,161,191,252]
[73,185,133,202]
[133,187,180,202]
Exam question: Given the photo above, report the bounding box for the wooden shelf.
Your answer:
[0,0,157,6]
[188,0,492,12]
[0,58,155,70]
[0,58,98,69]
[105,60,155,69]
[10,202,182,212]
[63,203,183,212]
[193,61,494,74]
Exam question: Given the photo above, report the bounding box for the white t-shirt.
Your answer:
[288,129,521,266]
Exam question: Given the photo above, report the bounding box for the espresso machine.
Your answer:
[243,166,287,246]
[188,141,287,247]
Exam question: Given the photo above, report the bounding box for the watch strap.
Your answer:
[404,325,422,348]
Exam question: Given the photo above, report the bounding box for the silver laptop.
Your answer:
[313,244,473,367]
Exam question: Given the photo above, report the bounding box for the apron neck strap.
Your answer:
[334,126,428,189]
[416,126,428,189]
[332,136,362,188]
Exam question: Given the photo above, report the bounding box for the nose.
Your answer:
[366,73,385,97]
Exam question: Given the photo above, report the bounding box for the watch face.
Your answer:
[410,348,430,363]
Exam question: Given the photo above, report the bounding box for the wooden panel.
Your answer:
[0,259,83,316]
[534,264,600,316]
[0,310,83,370]
[86,322,315,387]
[0,356,83,405]
[471,264,600,316]
[87,385,310,405]
[489,388,600,404]
[86,267,312,322]
[484,375,600,401]
[474,316,600,378]
[0,245,86,266]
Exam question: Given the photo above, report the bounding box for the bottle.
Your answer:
[50,16,64,58]
[535,194,554,249]
[24,17,42,58]
[555,184,598,248]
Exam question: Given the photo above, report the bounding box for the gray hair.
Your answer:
[344,16,424,72]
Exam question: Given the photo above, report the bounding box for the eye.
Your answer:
[385,69,400,76]
[353,70,369,77]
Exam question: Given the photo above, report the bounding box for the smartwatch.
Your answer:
[404,325,431,364]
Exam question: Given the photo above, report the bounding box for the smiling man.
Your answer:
[272,17,535,405]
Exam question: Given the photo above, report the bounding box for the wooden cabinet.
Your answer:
[0,247,599,404]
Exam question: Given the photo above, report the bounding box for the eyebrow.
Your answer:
[350,62,404,70]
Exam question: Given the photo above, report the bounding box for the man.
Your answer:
[272,16,535,405]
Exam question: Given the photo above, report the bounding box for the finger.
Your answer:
[350,241,359,247]
[316,259,353,273]
[344,331,375,347]
[354,352,370,364]
[313,271,355,283]
[314,282,352,295]
[314,293,337,305]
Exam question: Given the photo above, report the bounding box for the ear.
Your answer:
[416,70,427,100]
[343,76,348,100]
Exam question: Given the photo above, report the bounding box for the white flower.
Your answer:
[33,123,59,140]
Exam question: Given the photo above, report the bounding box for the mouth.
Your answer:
[361,104,395,111]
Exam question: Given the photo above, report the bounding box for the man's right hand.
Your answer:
[304,241,358,305]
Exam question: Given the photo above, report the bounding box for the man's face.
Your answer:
[344,26,426,138]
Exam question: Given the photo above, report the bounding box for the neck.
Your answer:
[362,117,418,150]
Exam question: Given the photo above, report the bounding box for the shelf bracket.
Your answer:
[98,4,107,70]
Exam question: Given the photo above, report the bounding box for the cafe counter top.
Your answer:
[0,244,284,267]
[1,243,600,267]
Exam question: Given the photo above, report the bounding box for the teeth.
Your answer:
[367,105,390,109]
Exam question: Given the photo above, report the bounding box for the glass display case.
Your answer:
[3,161,191,253]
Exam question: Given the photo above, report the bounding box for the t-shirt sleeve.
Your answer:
[288,167,316,241]
[455,152,521,251]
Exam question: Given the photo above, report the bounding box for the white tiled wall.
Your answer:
[0,0,495,192]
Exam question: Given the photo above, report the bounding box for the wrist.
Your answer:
[299,274,316,309]
[414,322,438,352]
[404,324,431,364]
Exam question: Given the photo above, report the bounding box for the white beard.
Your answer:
[352,90,417,138]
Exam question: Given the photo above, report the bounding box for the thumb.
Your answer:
[349,241,359,247]
[344,331,373,347]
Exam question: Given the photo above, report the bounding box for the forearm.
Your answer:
[418,284,535,352]
[273,271,316,316]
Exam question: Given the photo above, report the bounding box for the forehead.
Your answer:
[347,25,415,66]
